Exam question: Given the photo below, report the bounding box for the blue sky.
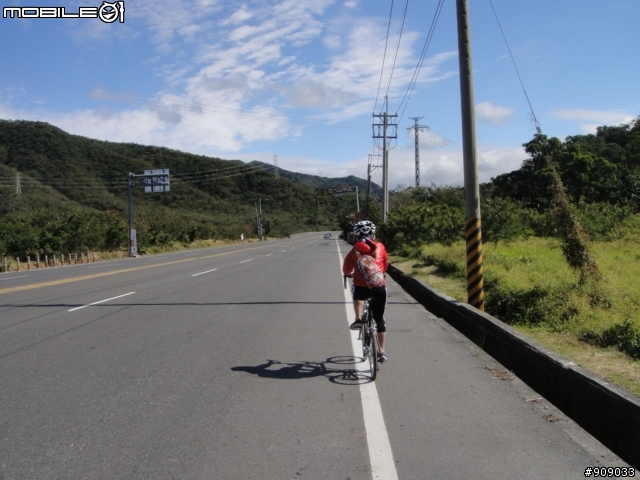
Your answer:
[1,0,639,189]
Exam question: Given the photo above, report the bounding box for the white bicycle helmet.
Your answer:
[353,220,376,240]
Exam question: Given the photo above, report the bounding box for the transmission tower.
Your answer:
[407,117,428,187]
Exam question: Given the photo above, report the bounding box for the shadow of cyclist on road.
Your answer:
[231,356,371,385]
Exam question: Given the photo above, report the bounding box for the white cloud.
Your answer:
[552,108,635,128]
[475,102,515,125]
[234,135,526,190]
[551,109,636,136]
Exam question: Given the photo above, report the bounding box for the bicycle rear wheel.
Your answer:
[369,326,379,380]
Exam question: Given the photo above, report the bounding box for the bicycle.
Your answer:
[344,276,382,381]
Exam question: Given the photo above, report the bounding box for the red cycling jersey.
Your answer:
[342,240,388,288]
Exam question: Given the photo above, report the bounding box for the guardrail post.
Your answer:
[53,255,57,267]
[27,255,31,270]
[36,254,40,269]
[45,255,48,268]
[3,257,7,273]
[16,258,20,271]
[92,251,95,263]
[74,253,77,265]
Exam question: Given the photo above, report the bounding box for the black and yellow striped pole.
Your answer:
[465,218,484,310]
[457,0,485,311]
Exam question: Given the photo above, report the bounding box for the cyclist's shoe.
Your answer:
[349,319,364,330]
[378,351,388,362]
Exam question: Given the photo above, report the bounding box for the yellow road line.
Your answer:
[0,243,284,295]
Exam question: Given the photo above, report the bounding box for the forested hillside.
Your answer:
[0,120,371,255]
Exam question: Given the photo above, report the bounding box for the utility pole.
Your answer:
[274,155,279,178]
[126,169,170,257]
[366,153,382,217]
[127,173,135,256]
[372,96,397,222]
[408,117,428,188]
[457,0,485,311]
[256,198,268,240]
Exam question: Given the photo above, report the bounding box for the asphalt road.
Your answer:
[0,233,629,479]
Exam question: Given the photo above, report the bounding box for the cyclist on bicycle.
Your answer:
[342,220,389,361]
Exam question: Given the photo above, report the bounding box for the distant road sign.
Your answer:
[144,169,170,193]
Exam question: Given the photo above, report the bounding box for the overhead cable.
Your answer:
[396,0,444,123]
[373,0,395,113]
[488,0,541,133]
[384,0,410,101]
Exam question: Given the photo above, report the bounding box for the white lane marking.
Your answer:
[68,292,136,312]
[337,244,398,480]
[281,250,287,252]
[192,268,217,277]
[155,256,167,259]
[89,264,111,269]
[0,275,32,281]
[265,254,273,257]
[240,259,253,263]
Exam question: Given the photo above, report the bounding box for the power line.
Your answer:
[396,0,445,122]
[0,164,275,189]
[488,0,541,133]
[373,0,396,113]
[384,0,410,100]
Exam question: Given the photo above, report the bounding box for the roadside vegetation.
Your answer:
[0,120,361,258]
[379,118,640,396]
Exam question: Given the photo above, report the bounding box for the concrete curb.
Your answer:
[387,264,640,467]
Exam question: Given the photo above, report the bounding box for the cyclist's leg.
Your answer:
[350,286,370,329]
[370,286,388,353]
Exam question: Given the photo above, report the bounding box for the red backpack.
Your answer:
[355,250,386,289]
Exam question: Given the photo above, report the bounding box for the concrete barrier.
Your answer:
[387,264,640,467]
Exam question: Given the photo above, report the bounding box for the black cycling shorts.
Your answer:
[352,285,388,333]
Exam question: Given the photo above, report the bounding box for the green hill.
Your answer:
[0,120,375,255]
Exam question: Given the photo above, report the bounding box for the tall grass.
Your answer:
[408,237,640,360]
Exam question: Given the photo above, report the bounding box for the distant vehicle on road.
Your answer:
[324,233,332,239]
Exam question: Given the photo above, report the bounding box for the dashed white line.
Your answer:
[68,292,136,312]
[89,264,112,269]
[0,275,32,281]
[240,259,253,263]
[265,254,273,257]
[281,250,287,252]
[192,268,217,277]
